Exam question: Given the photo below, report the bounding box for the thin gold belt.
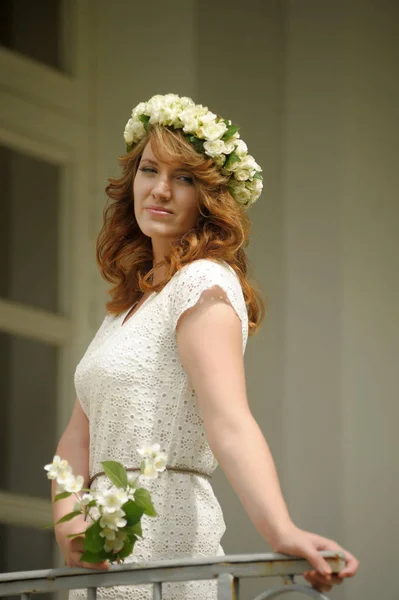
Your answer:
[89,465,212,488]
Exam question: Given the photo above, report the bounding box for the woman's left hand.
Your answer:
[271,524,359,594]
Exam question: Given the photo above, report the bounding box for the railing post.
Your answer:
[153,582,162,599]
[218,572,239,599]
[87,588,97,600]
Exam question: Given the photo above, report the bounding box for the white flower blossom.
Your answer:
[137,443,161,459]
[104,530,127,553]
[81,493,93,506]
[64,474,84,494]
[100,527,116,541]
[97,488,128,513]
[142,460,159,479]
[44,456,71,480]
[153,453,167,472]
[99,508,127,531]
[56,468,74,490]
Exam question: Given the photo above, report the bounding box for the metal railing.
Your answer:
[0,551,344,599]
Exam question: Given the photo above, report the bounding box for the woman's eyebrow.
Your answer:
[140,158,158,165]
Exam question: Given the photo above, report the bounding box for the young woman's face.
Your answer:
[133,141,200,242]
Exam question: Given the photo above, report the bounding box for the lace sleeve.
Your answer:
[169,259,249,350]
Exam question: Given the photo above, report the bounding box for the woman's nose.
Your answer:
[152,177,171,199]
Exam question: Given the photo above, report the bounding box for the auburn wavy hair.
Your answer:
[96,125,265,335]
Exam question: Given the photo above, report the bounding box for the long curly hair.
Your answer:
[96,125,265,335]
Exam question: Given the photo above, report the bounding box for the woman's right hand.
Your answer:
[55,516,109,570]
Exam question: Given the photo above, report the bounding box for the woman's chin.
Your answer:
[139,221,181,241]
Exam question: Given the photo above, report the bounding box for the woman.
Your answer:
[53,94,358,599]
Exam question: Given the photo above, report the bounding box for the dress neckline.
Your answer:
[120,292,156,327]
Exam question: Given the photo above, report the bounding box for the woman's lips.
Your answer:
[146,207,173,216]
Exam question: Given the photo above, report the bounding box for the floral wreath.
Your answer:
[123,93,263,209]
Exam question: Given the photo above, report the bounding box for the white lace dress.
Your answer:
[70,259,249,600]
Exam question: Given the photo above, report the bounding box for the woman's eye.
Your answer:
[140,167,156,174]
[179,175,194,184]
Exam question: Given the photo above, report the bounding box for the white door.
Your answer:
[0,0,92,580]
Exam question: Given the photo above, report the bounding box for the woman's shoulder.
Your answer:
[173,258,239,286]
[167,259,248,341]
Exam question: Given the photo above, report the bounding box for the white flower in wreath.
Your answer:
[197,120,227,141]
[203,139,226,158]
[180,96,195,109]
[247,177,263,201]
[235,139,248,157]
[230,181,252,205]
[223,139,237,155]
[179,105,208,133]
[234,169,251,182]
[199,111,218,125]
[239,154,262,174]
[131,102,147,119]
[213,153,227,168]
[146,95,165,123]
[124,118,146,144]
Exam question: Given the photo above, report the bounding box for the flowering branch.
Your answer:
[45,443,166,564]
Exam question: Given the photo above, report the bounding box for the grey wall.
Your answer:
[88,1,399,598]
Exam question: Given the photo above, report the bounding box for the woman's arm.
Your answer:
[176,287,358,593]
[52,399,108,569]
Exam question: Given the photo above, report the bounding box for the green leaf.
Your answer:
[54,491,72,502]
[122,499,144,525]
[67,531,86,539]
[84,521,104,553]
[124,521,143,538]
[134,488,157,517]
[222,124,240,142]
[253,172,263,180]
[187,135,205,154]
[101,460,128,489]
[139,114,150,130]
[224,152,241,170]
[126,143,134,153]
[55,510,81,525]
[84,500,97,509]
[115,538,135,561]
[41,524,54,530]
[80,550,108,564]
